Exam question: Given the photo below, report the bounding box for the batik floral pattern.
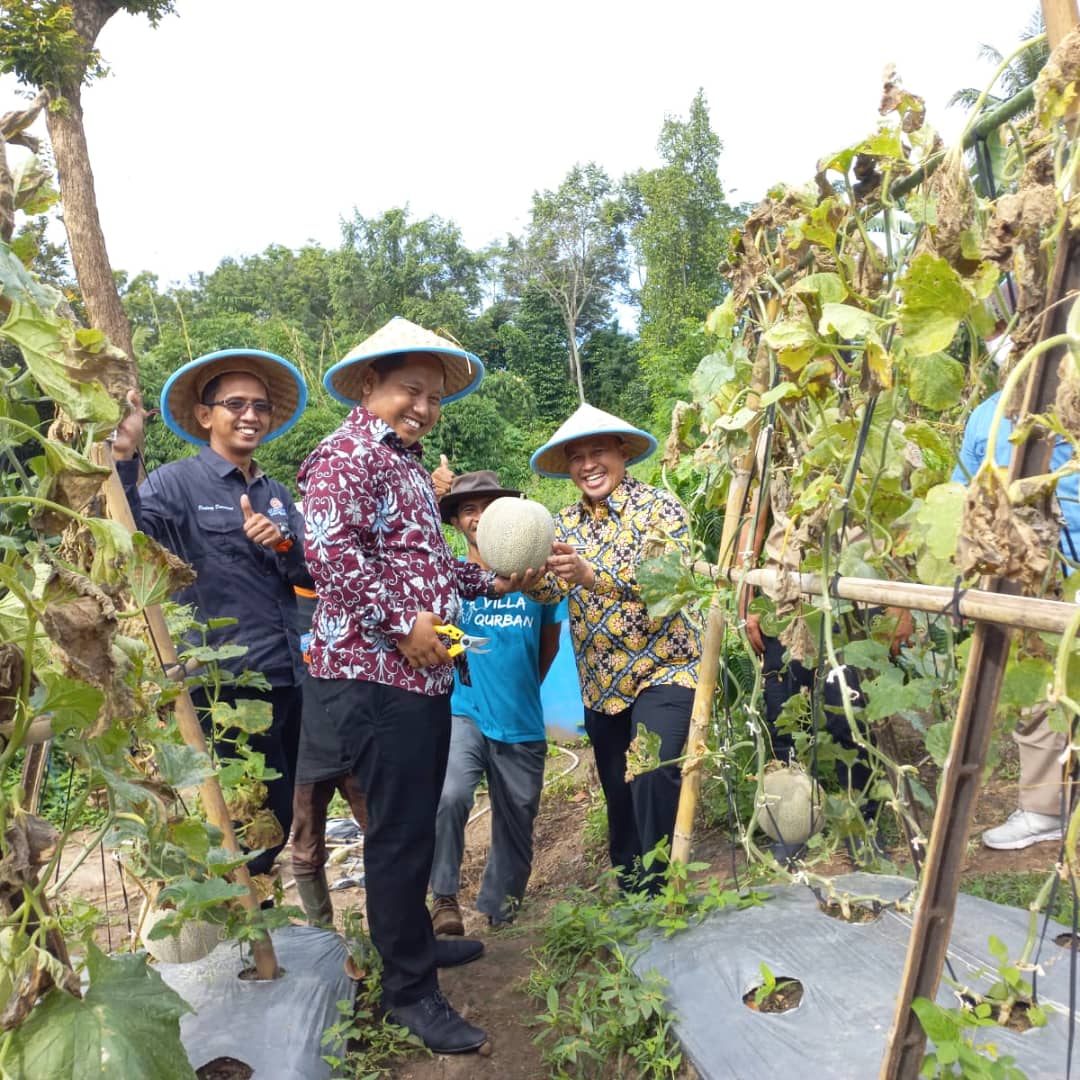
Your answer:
[299,407,493,695]
[529,476,702,714]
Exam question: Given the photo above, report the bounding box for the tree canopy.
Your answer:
[627,90,742,422]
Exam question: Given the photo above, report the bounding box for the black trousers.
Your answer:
[584,684,694,892]
[761,635,872,800]
[191,683,302,877]
[303,677,450,1008]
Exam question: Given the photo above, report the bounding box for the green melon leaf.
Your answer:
[690,349,737,400]
[999,657,1053,712]
[1,301,120,425]
[906,352,966,410]
[898,254,973,357]
[4,944,195,1080]
[818,302,882,340]
[792,272,847,304]
[917,483,967,558]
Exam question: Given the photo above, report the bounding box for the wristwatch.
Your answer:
[274,523,295,554]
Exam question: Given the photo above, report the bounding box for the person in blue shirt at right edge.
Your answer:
[953,331,1080,850]
[429,471,567,936]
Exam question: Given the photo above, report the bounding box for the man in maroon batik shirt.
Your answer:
[293,318,540,1055]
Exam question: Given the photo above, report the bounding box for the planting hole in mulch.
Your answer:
[237,966,286,981]
[959,993,1035,1033]
[743,976,804,1013]
[817,899,881,923]
[1055,932,1079,950]
[195,1058,253,1080]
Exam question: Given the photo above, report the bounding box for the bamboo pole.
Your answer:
[719,567,1080,637]
[882,9,1079,1072]
[1044,0,1080,58]
[671,317,772,865]
[95,450,279,979]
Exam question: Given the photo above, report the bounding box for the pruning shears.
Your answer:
[434,623,492,658]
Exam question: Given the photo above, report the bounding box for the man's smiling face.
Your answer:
[451,495,497,552]
[361,353,445,446]
[564,434,630,502]
[193,372,272,465]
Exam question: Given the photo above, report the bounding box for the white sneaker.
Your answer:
[982,810,1062,850]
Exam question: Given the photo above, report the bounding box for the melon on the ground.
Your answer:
[756,762,824,845]
[477,497,556,577]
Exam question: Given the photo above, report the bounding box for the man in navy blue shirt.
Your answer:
[112,350,310,878]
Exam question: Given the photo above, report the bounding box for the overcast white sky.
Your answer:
[2,1,1037,286]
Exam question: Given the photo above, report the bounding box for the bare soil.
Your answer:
[195,1058,254,1080]
[385,752,600,1080]
[742,976,805,1014]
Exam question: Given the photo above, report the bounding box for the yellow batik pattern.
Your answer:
[529,476,702,714]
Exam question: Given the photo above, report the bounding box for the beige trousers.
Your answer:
[1015,709,1068,816]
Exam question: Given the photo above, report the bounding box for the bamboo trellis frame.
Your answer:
[881,5,1080,1071]
[95,449,279,979]
[666,6,1080,1075]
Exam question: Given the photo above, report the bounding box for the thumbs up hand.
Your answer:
[431,453,455,498]
[240,493,285,548]
[109,389,148,460]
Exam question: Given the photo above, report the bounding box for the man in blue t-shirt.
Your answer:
[429,472,566,933]
[953,379,1080,849]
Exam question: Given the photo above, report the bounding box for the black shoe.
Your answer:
[388,990,488,1054]
[434,937,484,968]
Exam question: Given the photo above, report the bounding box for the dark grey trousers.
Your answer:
[430,714,547,923]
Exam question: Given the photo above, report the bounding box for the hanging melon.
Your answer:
[477,497,555,577]
[756,762,824,845]
[139,898,223,964]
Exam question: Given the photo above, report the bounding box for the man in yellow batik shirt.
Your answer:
[528,404,702,893]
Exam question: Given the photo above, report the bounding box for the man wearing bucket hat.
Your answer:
[111,350,311,881]
[428,472,567,937]
[527,403,703,894]
[295,317,540,1054]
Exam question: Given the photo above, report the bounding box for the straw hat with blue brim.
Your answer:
[530,403,657,478]
[323,316,485,406]
[161,349,308,445]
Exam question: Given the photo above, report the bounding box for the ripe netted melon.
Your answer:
[756,762,824,845]
[477,496,555,577]
[139,899,223,964]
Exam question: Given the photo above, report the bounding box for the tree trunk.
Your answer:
[567,324,586,404]
[45,0,136,362]
[46,85,135,361]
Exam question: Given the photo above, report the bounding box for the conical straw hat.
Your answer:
[530,403,657,478]
[323,316,484,405]
[161,349,307,445]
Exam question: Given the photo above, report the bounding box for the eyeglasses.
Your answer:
[204,398,274,415]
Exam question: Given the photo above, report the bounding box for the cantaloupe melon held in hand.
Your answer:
[477,497,556,577]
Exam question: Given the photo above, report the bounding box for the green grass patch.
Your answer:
[962,871,1074,926]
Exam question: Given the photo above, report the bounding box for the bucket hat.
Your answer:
[323,316,484,406]
[530,403,656,479]
[438,470,521,524]
[160,349,308,445]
